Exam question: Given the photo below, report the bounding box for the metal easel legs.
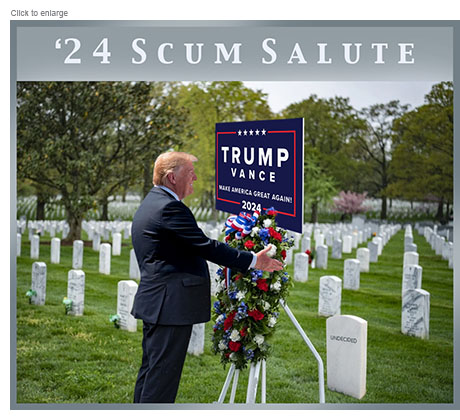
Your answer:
[217,299,325,404]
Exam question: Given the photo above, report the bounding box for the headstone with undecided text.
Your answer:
[327,315,367,399]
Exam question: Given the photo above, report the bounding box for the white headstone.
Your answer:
[99,243,111,275]
[112,232,122,256]
[72,240,84,269]
[316,245,328,269]
[368,241,378,263]
[67,269,85,316]
[316,233,325,248]
[356,248,370,273]
[117,280,138,332]
[294,252,309,282]
[344,259,360,290]
[187,323,205,356]
[331,239,342,259]
[319,275,342,317]
[401,288,430,339]
[373,236,383,255]
[351,232,358,249]
[92,232,101,251]
[50,237,61,264]
[403,251,419,268]
[285,248,293,265]
[405,243,417,253]
[342,235,352,254]
[129,249,141,280]
[17,233,21,257]
[30,234,40,259]
[402,264,423,294]
[31,262,47,305]
[301,235,311,252]
[327,315,367,399]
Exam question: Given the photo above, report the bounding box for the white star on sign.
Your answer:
[255,129,260,135]
[243,129,248,135]
[261,129,266,135]
[238,130,242,136]
[249,129,254,135]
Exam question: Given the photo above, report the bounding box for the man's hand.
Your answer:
[254,246,284,272]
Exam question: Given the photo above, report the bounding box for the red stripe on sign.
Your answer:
[267,130,297,217]
[216,132,240,205]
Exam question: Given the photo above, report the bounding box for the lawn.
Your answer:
[14,228,453,405]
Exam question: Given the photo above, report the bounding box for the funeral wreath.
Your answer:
[211,208,294,370]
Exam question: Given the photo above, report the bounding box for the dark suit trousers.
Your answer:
[133,322,193,403]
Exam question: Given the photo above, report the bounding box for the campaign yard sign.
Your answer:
[215,118,304,233]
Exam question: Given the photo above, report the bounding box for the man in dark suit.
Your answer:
[131,151,283,403]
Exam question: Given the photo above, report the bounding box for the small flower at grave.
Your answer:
[244,240,255,250]
[109,314,121,329]
[62,297,73,315]
[305,249,315,264]
[26,289,37,304]
[256,278,269,292]
[211,207,294,370]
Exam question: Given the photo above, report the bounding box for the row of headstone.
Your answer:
[28,261,140,332]
[82,220,132,242]
[400,228,430,340]
[20,232,142,282]
[421,226,453,269]
[20,219,70,239]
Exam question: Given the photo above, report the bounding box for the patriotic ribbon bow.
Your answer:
[225,210,260,239]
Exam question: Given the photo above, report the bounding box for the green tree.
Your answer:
[353,100,409,219]
[281,95,363,222]
[179,82,273,212]
[17,82,185,239]
[390,82,453,222]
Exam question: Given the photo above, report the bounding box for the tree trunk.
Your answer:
[36,193,46,220]
[101,196,109,221]
[310,202,318,223]
[436,198,444,222]
[67,212,82,241]
[380,195,387,220]
[143,160,152,198]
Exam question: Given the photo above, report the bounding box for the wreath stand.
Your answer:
[216,299,325,404]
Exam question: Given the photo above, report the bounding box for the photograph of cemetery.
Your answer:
[15,80,453,404]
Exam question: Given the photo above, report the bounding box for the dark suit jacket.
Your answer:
[131,187,253,325]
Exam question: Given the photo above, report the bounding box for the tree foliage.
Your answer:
[389,81,453,221]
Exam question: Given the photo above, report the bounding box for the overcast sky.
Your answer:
[243,81,440,114]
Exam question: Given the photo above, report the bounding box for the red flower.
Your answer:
[244,240,255,250]
[306,250,311,255]
[240,326,247,337]
[234,274,242,282]
[256,278,268,292]
[228,341,241,352]
[225,352,230,358]
[248,309,264,321]
[281,250,286,260]
[268,227,282,241]
[225,235,231,242]
[224,311,236,331]
[267,210,277,216]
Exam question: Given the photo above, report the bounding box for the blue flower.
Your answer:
[238,302,248,316]
[216,268,223,277]
[229,290,238,300]
[251,269,263,281]
[213,301,222,314]
[281,272,289,283]
[245,349,254,360]
[258,228,270,244]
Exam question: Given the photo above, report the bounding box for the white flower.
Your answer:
[236,291,245,301]
[218,340,227,350]
[251,226,260,237]
[254,334,264,346]
[263,219,272,228]
[270,281,282,292]
[263,301,271,310]
[230,329,241,342]
[268,316,277,327]
[215,281,225,294]
[265,243,277,258]
[230,352,238,361]
[216,314,224,324]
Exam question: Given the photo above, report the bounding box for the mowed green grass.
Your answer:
[14,229,453,405]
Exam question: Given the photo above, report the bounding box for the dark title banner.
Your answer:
[215,118,304,233]
[15,23,452,81]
